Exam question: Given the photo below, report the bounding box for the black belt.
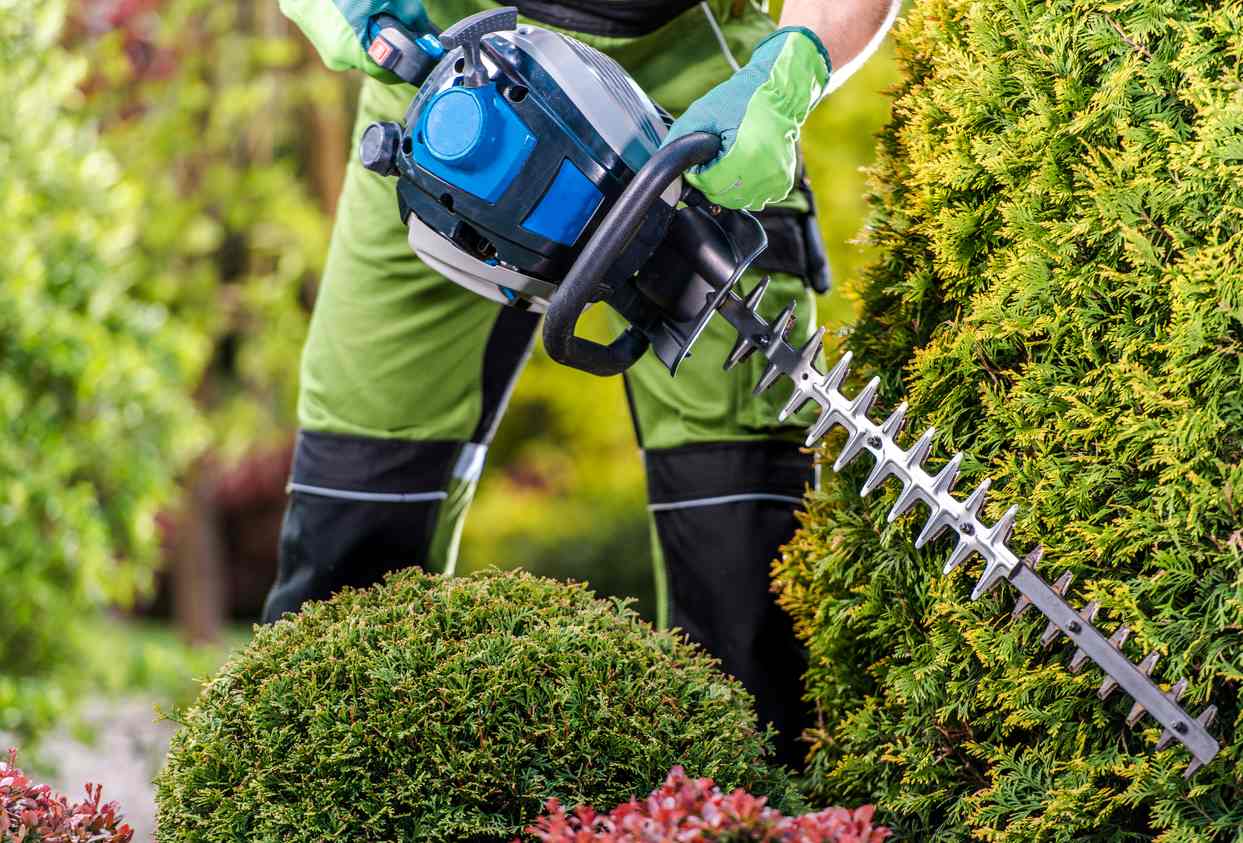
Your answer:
[515,0,703,38]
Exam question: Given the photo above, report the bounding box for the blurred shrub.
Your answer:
[1,748,134,842]
[0,0,206,738]
[78,0,334,457]
[528,766,888,843]
[156,570,794,842]
[775,0,1243,838]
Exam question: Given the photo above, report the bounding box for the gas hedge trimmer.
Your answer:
[357,7,1219,777]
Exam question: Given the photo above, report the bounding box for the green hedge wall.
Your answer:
[774,0,1242,839]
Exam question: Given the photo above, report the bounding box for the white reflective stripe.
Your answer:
[822,0,902,97]
[288,483,448,504]
[700,2,741,72]
[649,493,804,512]
[452,443,489,483]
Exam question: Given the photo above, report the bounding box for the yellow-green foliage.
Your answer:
[775,0,1243,839]
[155,570,793,842]
[0,2,205,736]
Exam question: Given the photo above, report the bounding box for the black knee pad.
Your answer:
[261,432,459,623]
[644,440,817,768]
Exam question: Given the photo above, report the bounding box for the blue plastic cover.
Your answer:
[412,84,536,203]
[521,159,604,247]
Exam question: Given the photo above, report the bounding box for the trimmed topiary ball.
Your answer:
[774,0,1242,839]
[155,570,793,841]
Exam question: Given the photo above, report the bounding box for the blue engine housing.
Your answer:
[390,25,673,301]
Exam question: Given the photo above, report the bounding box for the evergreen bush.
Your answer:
[155,570,793,842]
[774,0,1242,839]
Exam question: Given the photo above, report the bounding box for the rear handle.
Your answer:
[542,132,722,377]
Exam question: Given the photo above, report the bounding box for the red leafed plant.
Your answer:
[0,749,133,842]
[526,767,889,842]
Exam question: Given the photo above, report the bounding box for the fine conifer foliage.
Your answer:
[774,0,1242,839]
[155,571,794,842]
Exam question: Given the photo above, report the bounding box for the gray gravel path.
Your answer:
[35,697,177,843]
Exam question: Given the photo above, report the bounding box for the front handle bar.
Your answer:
[542,132,722,377]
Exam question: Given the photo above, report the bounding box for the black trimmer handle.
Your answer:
[543,132,722,376]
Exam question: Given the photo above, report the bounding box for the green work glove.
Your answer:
[279,0,433,82]
[664,27,831,211]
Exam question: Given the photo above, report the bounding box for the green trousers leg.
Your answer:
[265,1,819,766]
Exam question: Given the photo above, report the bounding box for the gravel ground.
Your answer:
[37,697,178,843]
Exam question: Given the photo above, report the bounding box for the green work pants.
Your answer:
[265,0,820,767]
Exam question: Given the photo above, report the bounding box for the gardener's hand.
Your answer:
[663,27,831,211]
[280,0,433,82]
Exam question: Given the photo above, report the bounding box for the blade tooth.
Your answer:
[962,477,992,518]
[1040,619,1063,649]
[743,275,771,312]
[1051,570,1075,596]
[887,482,925,523]
[797,326,827,368]
[1109,624,1132,650]
[753,361,784,396]
[905,427,937,471]
[770,299,799,342]
[1184,758,1205,780]
[932,453,964,495]
[1154,678,1190,744]
[1023,546,1046,569]
[943,535,978,575]
[806,406,849,447]
[1067,601,1101,673]
[915,506,955,549]
[725,333,760,371]
[832,428,871,472]
[984,505,1020,546]
[1197,705,1218,729]
[1011,594,1033,621]
[1125,652,1162,727]
[822,351,853,393]
[970,559,1010,599]
[849,377,881,420]
[860,458,898,497]
[1091,625,1132,683]
[779,392,812,422]
[778,385,818,422]
[880,402,909,439]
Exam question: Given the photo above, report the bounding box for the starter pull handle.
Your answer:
[439,7,519,87]
[543,132,723,377]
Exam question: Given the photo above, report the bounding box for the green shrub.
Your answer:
[155,570,794,842]
[0,1,204,738]
[774,0,1242,839]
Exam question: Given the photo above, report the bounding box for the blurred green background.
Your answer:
[1,0,896,744]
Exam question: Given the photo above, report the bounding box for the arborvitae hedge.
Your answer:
[155,570,793,841]
[774,0,1242,839]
